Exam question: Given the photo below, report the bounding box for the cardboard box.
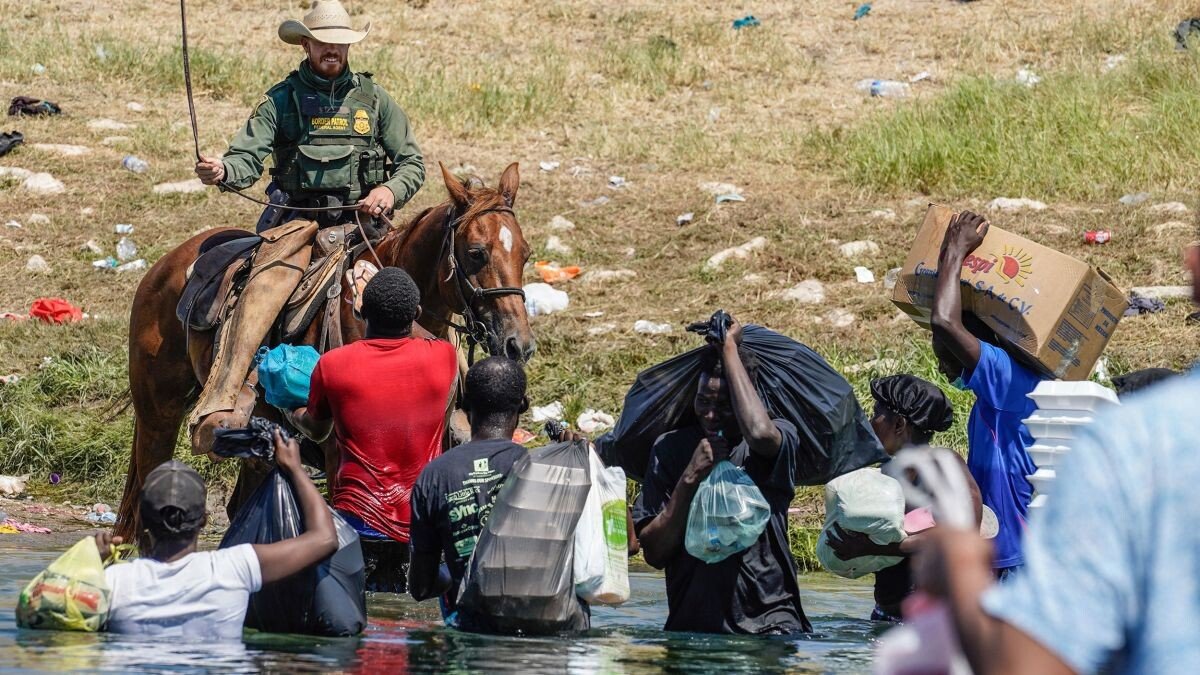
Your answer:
[892,204,1126,380]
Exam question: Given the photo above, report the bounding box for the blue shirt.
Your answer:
[965,341,1042,568]
[982,371,1200,673]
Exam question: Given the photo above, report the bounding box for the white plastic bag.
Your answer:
[816,468,907,579]
[684,460,771,563]
[573,450,630,605]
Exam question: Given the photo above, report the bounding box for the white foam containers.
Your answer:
[1023,381,1120,510]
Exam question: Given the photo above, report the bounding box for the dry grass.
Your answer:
[2,1,1199,541]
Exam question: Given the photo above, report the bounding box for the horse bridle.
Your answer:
[434,204,526,362]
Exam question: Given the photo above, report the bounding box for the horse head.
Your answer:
[437,161,535,362]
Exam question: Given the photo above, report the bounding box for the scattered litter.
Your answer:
[676,212,694,226]
[623,247,636,258]
[31,143,89,157]
[116,259,147,273]
[705,236,767,271]
[84,503,117,525]
[568,165,592,177]
[534,261,581,284]
[4,220,21,229]
[838,240,880,258]
[0,166,32,180]
[1083,230,1111,245]
[27,214,49,225]
[608,176,627,189]
[1153,220,1190,237]
[30,64,46,75]
[715,192,745,204]
[539,161,559,172]
[512,428,537,444]
[1125,296,1165,317]
[842,358,900,375]
[582,195,610,207]
[48,473,60,485]
[1118,192,1151,206]
[0,312,28,321]
[84,239,106,253]
[707,107,720,123]
[732,15,760,30]
[548,215,575,231]
[577,410,615,434]
[582,311,605,318]
[909,71,932,83]
[24,255,50,273]
[780,279,826,304]
[883,267,901,290]
[30,297,82,324]
[101,136,132,146]
[1175,18,1200,49]
[742,273,766,284]
[854,266,875,283]
[0,475,30,495]
[824,308,857,328]
[546,235,571,255]
[587,322,616,336]
[0,131,23,158]
[114,224,134,234]
[93,257,118,269]
[152,178,205,195]
[868,208,896,221]
[8,96,60,116]
[21,172,64,195]
[87,118,132,131]
[531,401,566,423]
[1149,201,1190,216]
[584,269,636,285]
[524,283,569,317]
[986,197,1046,211]
[116,237,138,261]
[95,44,110,61]
[633,320,672,335]
[0,374,20,385]
[1130,286,1192,301]
[1015,68,1041,87]
[38,357,52,369]
[855,79,909,98]
[3,520,51,534]
[698,181,739,196]
[853,3,871,20]
[126,101,145,112]
[122,155,149,173]
[1102,55,1127,72]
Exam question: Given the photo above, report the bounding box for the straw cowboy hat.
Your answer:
[279,0,371,45]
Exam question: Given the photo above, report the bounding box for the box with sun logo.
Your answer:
[892,204,1127,380]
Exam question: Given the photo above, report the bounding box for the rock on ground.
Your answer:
[839,240,880,258]
[1153,221,1191,237]
[21,173,64,195]
[548,215,575,231]
[152,178,206,195]
[780,279,826,304]
[31,144,90,157]
[987,197,1047,211]
[87,118,133,131]
[546,235,571,255]
[824,308,856,328]
[1148,202,1190,216]
[705,236,767,271]
[25,255,50,273]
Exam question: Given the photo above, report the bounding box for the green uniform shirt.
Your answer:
[220,60,424,207]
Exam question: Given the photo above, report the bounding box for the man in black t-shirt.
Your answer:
[409,357,530,619]
[633,316,813,635]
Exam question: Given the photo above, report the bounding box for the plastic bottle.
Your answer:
[114,224,134,234]
[116,259,147,273]
[855,79,910,98]
[116,237,137,261]
[122,156,149,173]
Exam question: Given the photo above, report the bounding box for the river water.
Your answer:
[0,542,882,673]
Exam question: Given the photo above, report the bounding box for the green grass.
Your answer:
[814,46,1200,199]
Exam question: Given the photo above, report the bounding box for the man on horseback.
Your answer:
[190,0,424,450]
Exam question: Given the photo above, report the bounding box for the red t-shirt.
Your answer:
[307,337,458,543]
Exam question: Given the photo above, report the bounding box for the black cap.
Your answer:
[871,374,954,435]
[140,460,207,535]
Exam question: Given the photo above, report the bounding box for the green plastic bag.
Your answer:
[16,537,130,631]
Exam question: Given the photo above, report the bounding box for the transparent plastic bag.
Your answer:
[816,468,907,579]
[17,537,113,631]
[685,460,771,563]
[573,449,630,605]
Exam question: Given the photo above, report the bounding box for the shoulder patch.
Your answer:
[251,94,270,116]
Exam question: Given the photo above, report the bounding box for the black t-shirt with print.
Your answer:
[632,422,813,635]
[410,438,527,590]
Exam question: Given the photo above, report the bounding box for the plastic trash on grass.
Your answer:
[524,283,569,317]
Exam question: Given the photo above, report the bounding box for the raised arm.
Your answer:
[931,211,989,373]
[636,438,723,569]
[721,320,782,459]
[253,430,338,584]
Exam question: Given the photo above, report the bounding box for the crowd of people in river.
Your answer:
[18,3,1200,673]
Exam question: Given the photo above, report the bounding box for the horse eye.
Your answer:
[467,247,488,266]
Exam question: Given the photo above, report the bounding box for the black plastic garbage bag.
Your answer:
[211,417,279,462]
[596,311,887,484]
[457,439,592,635]
[219,470,367,636]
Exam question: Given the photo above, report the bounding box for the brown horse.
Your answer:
[115,162,534,540]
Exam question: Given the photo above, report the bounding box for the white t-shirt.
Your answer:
[104,544,262,639]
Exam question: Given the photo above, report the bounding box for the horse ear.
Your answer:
[498,162,520,207]
[439,162,470,209]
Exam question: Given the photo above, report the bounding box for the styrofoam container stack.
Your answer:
[1023,381,1120,511]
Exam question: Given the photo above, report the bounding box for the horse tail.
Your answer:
[102,387,133,422]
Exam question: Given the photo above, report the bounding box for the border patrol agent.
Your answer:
[189,0,424,449]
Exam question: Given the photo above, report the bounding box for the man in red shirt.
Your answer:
[290,267,458,592]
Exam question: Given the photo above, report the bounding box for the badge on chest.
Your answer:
[301,94,351,132]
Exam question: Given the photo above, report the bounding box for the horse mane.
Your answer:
[381,184,511,253]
